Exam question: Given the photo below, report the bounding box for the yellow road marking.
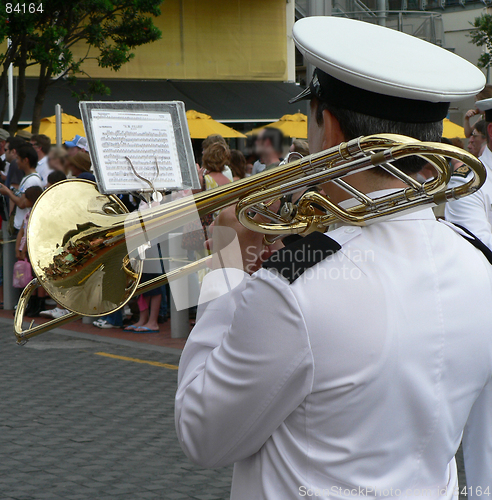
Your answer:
[95,352,179,370]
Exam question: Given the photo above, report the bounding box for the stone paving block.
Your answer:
[192,494,227,500]
[163,493,193,500]
[135,495,162,499]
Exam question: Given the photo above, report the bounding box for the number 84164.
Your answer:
[6,3,43,14]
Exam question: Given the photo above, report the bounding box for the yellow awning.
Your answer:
[186,110,246,139]
[25,113,86,143]
[442,118,466,139]
[247,113,308,138]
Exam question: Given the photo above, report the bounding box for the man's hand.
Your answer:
[0,183,9,195]
[209,205,283,274]
[465,108,480,120]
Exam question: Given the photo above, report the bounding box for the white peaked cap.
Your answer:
[475,98,492,122]
[290,17,485,122]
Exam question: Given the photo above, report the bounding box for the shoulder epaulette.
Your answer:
[452,164,472,178]
[262,231,341,284]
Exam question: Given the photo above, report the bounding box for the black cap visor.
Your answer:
[289,69,450,123]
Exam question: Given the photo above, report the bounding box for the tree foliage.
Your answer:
[470,14,492,69]
[0,0,163,133]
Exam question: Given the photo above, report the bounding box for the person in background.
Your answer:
[15,185,43,260]
[46,170,66,187]
[64,135,89,156]
[15,129,32,141]
[122,288,161,333]
[93,310,124,329]
[252,127,284,174]
[289,138,310,157]
[0,144,44,316]
[445,98,492,251]
[202,135,234,181]
[199,142,232,190]
[467,120,488,158]
[202,134,226,151]
[449,137,464,149]
[0,143,43,234]
[66,152,95,181]
[47,147,68,174]
[16,185,44,317]
[38,170,70,319]
[464,85,492,138]
[0,129,10,182]
[244,163,253,177]
[30,134,52,187]
[229,149,246,181]
[4,137,26,214]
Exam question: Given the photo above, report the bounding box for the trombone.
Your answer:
[14,134,486,344]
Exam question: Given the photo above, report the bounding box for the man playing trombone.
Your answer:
[175,16,492,499]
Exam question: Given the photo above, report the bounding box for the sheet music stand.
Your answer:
[79,101,200,195]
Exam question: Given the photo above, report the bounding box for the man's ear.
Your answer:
[321,109,345,150]
[487,122,492,144]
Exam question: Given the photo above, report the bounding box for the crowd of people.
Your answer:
[0,122,301,333]
[0,131,103,316]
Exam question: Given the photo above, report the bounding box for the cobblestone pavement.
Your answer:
[0,321,232,500]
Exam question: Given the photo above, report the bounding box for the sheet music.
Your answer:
[90,110,183,192]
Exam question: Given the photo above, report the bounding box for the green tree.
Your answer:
[471,14,492,70]
[0,0,163,133]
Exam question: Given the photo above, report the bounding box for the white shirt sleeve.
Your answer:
[462,375,492,496]
[175,268,315,468]
[444,176,492,250]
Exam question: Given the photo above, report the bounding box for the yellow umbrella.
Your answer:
[24,113,86,143]
[246,113,308,139]
[186,110,246,139]
[443,118,466,139]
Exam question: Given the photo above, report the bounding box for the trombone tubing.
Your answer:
[14,256,211,344]
[110,136,402,244]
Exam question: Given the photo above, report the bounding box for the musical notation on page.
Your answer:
[90,110,183,192]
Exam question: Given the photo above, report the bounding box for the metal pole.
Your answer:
[4,39,17,310]
[168,233,190,339]
[7,38,14,122]
[286,0,296,83]
[55,104,62,147]
[377,0,387,26]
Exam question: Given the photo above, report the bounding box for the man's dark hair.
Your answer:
[262,128,284,155]
[31,134,51,155]
[16,143,38,169]
[47,170,66,185]
[7,136,26,153]
[25,185,43,204]
[315,98,443,175]
[474,119,488,138]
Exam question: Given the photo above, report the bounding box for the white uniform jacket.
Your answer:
[445,146,492,250]
[175,208,492,500]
